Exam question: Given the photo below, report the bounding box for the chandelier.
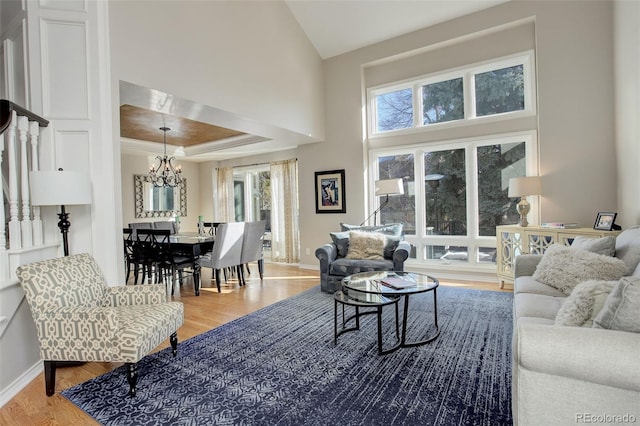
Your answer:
[149,126,183,187]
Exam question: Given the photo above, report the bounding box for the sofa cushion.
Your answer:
[571,236,616,256]
[532,244,627,295]
[328,257,394,277]
[593,276,640,333]
[346,231,385,260]
[614,225,640,275]
[555,280,617,327]
[514,293,566,321]
[514,276,567,297]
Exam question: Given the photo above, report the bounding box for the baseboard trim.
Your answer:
[0,360,42,408]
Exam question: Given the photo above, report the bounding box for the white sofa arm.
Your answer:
[515,322,640,391]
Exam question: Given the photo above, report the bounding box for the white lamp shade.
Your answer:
[30,170,92,206]
[508,176,542,197]
[375,178,404,196]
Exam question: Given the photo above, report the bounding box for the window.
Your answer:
[375,87,413,132]
[368,51,535,136]
[422,78,464,125]
[474,65,524,117]
[371,133,537,268]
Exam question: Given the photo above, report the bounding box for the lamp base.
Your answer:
[57,205,71,256]
[516,198,531,227]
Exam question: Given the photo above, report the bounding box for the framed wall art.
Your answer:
[315,169,346,214]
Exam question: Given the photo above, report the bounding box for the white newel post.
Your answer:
[30,121,43,246]
[7,111,21,250]
[19,116,33,248]
[0,133,8,280]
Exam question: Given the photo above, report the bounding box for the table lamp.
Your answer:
[360,178,404,226]
[508,176,542,227]
[30,169,92,256]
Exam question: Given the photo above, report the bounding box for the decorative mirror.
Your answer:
[134,174,187,218]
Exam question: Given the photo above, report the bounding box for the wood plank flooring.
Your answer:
[0,263,510,425]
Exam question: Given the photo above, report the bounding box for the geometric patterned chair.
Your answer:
[16,253,184,397]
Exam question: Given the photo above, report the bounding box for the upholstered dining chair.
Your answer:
[198,222,245,292]
[240,220,267,284]
[16,253,184,397]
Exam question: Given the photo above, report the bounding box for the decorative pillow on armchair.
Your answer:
[571,236,616,256]
[555,280,617,327]
[532,244,627,295]
[340,223,403,258]
[345,230,386,260]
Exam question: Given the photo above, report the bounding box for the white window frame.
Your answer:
[369,130,538,273]
[368,50,536,138]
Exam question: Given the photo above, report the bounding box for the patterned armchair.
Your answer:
[316,223,411,293]
[16,253,184,397]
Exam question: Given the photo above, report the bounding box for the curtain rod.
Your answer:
[233,158,297,169]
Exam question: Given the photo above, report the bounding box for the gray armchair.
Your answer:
[316,223,411,293]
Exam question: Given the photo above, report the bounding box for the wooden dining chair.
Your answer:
[198,222,245,292]
[123,227,143,284]
[138,229,197,295]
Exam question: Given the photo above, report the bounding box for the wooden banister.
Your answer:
[0,99,49,135]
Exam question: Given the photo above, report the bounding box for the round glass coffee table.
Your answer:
[342,270,439,355]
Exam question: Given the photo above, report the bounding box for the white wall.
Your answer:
[614,1,640,227]
[297,0,619,267]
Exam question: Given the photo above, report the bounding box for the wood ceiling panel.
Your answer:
[120,104,245,147]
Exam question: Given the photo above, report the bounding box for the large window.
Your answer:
[370,52,534,135]
[372,133,536,268]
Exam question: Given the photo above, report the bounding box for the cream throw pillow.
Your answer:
[533,244,627,295]
[345,231,385,260]
[555,280,617,327]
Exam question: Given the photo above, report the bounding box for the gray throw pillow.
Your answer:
[614,225,640,275]
[593,276,640,332]
[532,244,627,295]
[571,236,616,256]
[329,231,350,258]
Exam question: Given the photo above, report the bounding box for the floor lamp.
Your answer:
[361,178,404,226]
[30,169,92,256]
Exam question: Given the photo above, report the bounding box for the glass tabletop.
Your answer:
[342,271,438,296]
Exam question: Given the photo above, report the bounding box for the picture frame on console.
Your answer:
[593,211,617,231]
[315,169,346,214]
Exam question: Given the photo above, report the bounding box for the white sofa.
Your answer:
[511,226,640,426]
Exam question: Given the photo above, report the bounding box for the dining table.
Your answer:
[169,232,215,296]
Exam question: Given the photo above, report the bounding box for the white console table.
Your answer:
[496,225,621,288]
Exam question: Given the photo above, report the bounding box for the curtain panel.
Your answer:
[213,167,234,222]
[270,159,299,263]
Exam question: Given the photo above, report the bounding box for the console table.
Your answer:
[496,225,621,288]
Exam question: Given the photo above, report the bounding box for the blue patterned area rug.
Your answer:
[62,285,513,425]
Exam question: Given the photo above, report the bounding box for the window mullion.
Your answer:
[413,83,422,128]
[465,72,475,119]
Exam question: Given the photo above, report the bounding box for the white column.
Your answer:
[8,111,22,250]
[19,116,33,248]
[30,121,44,246]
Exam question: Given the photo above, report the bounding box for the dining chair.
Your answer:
[123,227,143,284]
[202,222,223,237]
[240,220,267,284]
[198,222,245,292]
[153,220,177,234]
[138,229,197,295]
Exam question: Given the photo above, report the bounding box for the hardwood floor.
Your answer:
[0,263,510,425]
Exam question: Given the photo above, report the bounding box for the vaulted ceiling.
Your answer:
[120,0,509,161]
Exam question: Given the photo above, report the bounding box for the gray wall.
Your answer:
[297,0,621,266]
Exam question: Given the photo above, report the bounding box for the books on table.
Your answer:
[541,222,579,229]
[379,277,416,289]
